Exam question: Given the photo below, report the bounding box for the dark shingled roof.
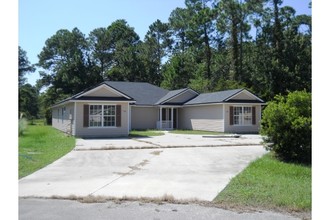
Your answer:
[52,81,264,108]
[184,89,244,105]
[155,88,188,105]
[104,81,169,106]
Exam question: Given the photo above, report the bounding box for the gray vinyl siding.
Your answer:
[230,92,257,100]
[131,106,158,129]
[179,105,224,132]
[223,104,262,133]
[75,102,129,138]
[52,103,74,135]
[87,86,121,97]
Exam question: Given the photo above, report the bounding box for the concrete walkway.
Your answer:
[19,140,266,201]
[75,132,264,150]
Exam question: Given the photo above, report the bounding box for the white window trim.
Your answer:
[233,106,253,126]
[88,104,117,128]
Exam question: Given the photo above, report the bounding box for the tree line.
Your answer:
[19,0,311,123]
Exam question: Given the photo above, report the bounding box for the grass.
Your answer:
[214,153,311,212]
[129,129,165,137]
[19,122,75,178]
[169,129,227,135]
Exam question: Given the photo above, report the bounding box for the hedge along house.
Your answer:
[51,81,265,138]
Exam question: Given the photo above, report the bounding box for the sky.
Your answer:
[19,0,311,86]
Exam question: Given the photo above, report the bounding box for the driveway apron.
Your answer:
[19,134,267,201]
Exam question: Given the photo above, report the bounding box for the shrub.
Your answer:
[261,91,311,164]
[19,118,28,136]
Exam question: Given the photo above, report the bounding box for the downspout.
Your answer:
[160,107,162,130]
[73,102,77,136]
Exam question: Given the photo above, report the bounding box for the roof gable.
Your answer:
[184,89,264,105]
[156,88,198,105]
[224,89,264,103]
[77,84,122,98]
[76,83,132,99]
[184,89,243,105]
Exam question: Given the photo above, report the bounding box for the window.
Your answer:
[103,105,116,127]
[233,106,252,126]
[89,105,116,127]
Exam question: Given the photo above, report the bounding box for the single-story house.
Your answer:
[51,81,265,138]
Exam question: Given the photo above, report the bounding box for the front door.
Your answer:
[159,107,177,130]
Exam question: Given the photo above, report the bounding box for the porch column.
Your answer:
[160,107,162,130]
[171,107,174,130]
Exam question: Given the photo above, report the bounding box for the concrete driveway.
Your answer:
[19,134,267,201]
[75,133,264,150]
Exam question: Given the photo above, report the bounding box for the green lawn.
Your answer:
[19,123,75,178]
[214,153,311,211]
[169,129,227,135]
[129,129,165,137]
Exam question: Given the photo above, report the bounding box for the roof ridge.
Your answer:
[199,88,243,95]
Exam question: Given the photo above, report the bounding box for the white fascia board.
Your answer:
[183,103,224,107]
[72,100,136,103]
[131,105,157,108]
[157,105,183,108]
[223,102,266,105]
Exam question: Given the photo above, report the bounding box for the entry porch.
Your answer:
[156,106,179,130]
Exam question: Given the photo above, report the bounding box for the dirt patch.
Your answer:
[23,195,310,219]
[113,159,149,177]
[113,172,135,176]
[46,194,200,205]
[150,150,163,156]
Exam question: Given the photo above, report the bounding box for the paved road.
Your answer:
[19,198,302,220]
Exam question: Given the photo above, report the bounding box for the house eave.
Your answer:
[184,101,265,107]
[72,100,136,103]
[51,99,136,108]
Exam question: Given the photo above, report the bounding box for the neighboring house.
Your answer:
[51,81,265,138]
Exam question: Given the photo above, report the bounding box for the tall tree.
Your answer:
[185,0,215,81]
[38,28,102,95]
[105,19,143,81]
[88,27,112,79]
[215,0,263,82]
[161,50,196,90]
[19,84,39,119]
[141,19,172,85]
[19,46,38,119]
[169,7,193,53]
[19,46,35,87]
[249,1,311,99]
